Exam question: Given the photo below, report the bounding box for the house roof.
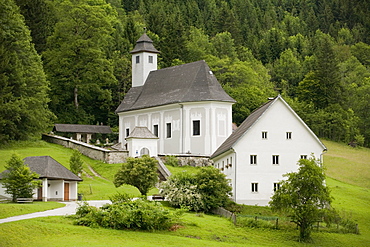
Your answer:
[127,127,159,139]
[130,33,160,54]
[211,95,326,159]
[53,124,112,134]
[115,60,235,113]
[0,156,83,181]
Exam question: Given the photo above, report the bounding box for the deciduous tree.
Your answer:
[269,157,332,242]
[114,155,158,196]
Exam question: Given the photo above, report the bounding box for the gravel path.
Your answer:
[0,200,111,224]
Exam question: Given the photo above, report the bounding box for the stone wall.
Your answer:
[42,134,128,164]
[159,154,213,167]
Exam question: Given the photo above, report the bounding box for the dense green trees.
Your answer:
[3,0,369,146]
[0,0,54,144]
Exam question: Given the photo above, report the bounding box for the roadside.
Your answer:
[0,200,111,224]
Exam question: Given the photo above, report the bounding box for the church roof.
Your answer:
[0,156,82,181]
[211,95,326,158]
[127,127,158,139]
[130,33,160,54]
[116,60,235,113]
[53,124,112,134]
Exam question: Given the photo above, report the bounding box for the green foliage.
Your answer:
[0,0,54,144]
[114,155,158,196]
[270,157,332,242]
[164,156,179,167]
[69,150,83,176]
[160,167,232,212]
[1,154,40,202]
[72,198,184,231]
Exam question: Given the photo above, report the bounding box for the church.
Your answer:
[116,33,326,206]
[115,33,235,157]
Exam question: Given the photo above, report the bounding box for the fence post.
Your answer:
[275,218,279,229]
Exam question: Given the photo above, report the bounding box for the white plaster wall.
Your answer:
[0,182,11,198]
[127,138,158,157]
[48,180,64,201]
[67,181,78,200]
[132,52,157,88]
[232,99,325,206]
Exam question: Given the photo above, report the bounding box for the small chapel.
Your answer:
[115,33,235,157]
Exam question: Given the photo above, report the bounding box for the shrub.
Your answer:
[71,198,184,231]
[160,167,232,212]
[164,156,179,167]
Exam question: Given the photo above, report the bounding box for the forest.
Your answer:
[1,0,370,146]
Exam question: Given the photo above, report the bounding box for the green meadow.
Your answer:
[0,139,369,246]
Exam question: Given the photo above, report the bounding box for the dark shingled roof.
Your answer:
[116,60,235,113]
[53,124,112,134]
[0,156,82,181]
[211,95,327,158]
[127,127,159,139]
[130,33,160,54]
[211,98,275,158]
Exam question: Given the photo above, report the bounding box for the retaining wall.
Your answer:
[42,134,128,164]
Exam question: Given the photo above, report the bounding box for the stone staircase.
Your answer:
[155,157,171,181]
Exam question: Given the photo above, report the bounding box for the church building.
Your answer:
[116,33,235,157]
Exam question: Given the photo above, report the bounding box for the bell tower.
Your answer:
[130,30,159,87]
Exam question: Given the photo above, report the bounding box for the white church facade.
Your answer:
[116,33,326,206]
[116,33,235,157]
[210,95,327,206]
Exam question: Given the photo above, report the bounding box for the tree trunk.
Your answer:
[74,86,79,109]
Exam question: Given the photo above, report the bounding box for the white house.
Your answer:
[211,95,327,206]
[0,156,82,201]
[115,33,235,157]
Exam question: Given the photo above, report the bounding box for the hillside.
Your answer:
[0,140,369,246]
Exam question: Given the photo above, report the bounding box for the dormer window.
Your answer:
[136,55,140,64]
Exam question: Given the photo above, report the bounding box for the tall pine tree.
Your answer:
[0,0,54,144]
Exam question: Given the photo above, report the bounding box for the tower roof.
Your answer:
[130,33,160,54]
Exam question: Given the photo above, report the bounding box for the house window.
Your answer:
[272,155,279,165]
[262,131,268,139]
[153,125,158,137]
[250,155,257,165]
[166,123,171,138]
[273,183,280,192]
[148,55,153,63]
[136,55,140,63]
[251,183,258,193]
[193,120,200,136]
[300,155,307,160]
[286,132,292,139]
[125,128,130,137]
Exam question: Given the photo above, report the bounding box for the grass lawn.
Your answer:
[0,139,369,246]
[0,201,64,219]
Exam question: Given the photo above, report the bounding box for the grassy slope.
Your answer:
[0,140,369,246]
[0,201,64,219]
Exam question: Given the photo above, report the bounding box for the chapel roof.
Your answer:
[0,156,82,181]
[53,124,112,134]
[211,95,327,158]
[115,60,235,113]
[127,127,159,139]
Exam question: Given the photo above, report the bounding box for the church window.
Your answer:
[153,125,158,137]
[193,120,200,136]
[126,128,130,137]
[136,55,140,63]
[262,131,267,139]
[148,55,153,63]
[250,155,257,165]
[166,123,172,138]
